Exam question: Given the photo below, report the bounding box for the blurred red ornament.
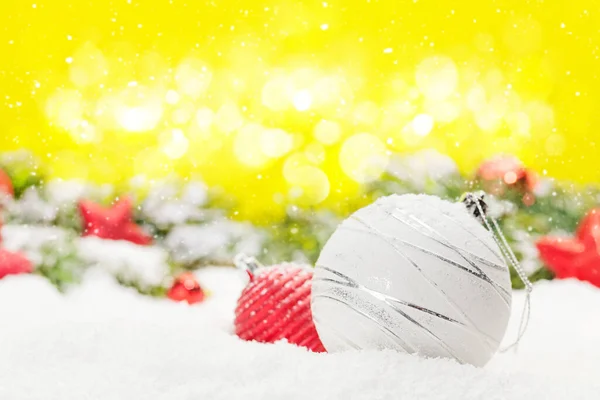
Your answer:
[536,208,600,288]
[0,248,33,279]
[477,156,538,191]
[167,272,206,304]
[234,255,326,353]
[0,168,14,198]
[78,197,152,245]
[477,156,538,205]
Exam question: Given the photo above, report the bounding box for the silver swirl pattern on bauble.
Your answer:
[311,194,512,367]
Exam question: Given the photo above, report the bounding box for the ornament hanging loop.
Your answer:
[233,253,263,281]
[462,191,533,352]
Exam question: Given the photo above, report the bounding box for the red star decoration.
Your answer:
[78,197,153,245]
[536,208,600,287]
[167,272,206,304]
[0,248,33,279]
[0,168,14,197]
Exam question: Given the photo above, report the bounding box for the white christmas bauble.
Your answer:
[311,194,512,367]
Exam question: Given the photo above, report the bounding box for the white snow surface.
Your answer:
[0,268,599,400]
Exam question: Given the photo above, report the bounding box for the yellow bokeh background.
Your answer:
[1,0,599,220]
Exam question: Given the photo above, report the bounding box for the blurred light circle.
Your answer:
[352,101,380,126]
[466,85,487,112]
[160,129,189,159]
[117,106,162,132]
[165,90,181,105]
[314,120,342,145]
[292,89,313,111]
[339,133,389,183]
[424,100,460,123]
[195,107,214,131]
[261,76,291,111]
[260,128,293,158]
[391,76,408,94]
[504,171,518,184]
[475,107,503,133]
[283,152,312,182]
[112,86,164,133]
[381,102,415,132]
[68,43,108,88]
[134,148,169,177]
[304,142,326,165]
[286,165,330,205]
[412,114,435,136]
[45,89,84,130]
[506,112,531,137]
[234,123,270,167]
[69,120,100,144]
[525,101,555,131]
[171,101,195,125]
[416,56,458,101]
[312,77,341,107]
[215,102,244,133]
[312,76,354,113]
[483,69,505,91]
[175,58,212,99]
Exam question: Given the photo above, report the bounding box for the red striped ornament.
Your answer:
[234,256,325,353]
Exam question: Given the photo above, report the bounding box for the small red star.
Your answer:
[78,197,153,245]
[0,248,33,279]
[536,208,600,287]
[167,272,206,304]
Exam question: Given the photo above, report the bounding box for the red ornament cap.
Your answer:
[234,255,326,353]
[167,272,206,304]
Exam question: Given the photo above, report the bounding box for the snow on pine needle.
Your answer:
[0,224,171,292]
[164,221,265,267]
[77,236,171,290]
[139,180,211,230]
